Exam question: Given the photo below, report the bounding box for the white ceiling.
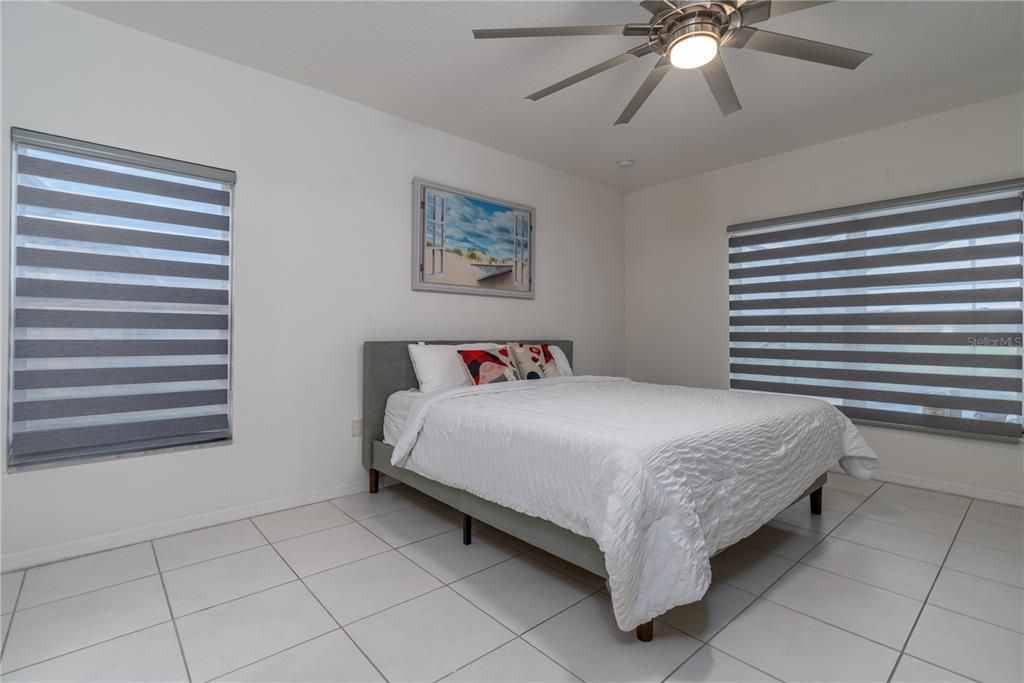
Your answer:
[65,1,1024,191]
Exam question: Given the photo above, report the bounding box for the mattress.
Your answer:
[389,375,878,631]
[383,389,420,446]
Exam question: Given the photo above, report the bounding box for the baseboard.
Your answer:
[832,466,1024,507]
[2,474,389,572]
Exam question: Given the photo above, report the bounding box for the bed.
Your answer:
[362,340,877,642]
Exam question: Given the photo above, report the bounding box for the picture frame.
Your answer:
[411,178,535,299]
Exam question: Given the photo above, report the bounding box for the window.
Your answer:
[727,179,1024,440]
[8,129,235,469]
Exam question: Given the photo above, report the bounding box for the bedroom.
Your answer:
[0,1,1022,681]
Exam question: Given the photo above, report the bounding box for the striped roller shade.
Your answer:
[8,129,235,468]
[728,179,1024,440]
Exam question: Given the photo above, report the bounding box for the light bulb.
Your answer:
[669,34,719,69]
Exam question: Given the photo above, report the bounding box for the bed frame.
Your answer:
[362,340,826,643]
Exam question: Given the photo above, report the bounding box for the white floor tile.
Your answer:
[711,599,898,683]
[154,520,266,571]
[667,645,776,682]
[444,639,578,683]
[1,576,169,673]
[773,504,847,535]
[3,622,186,682]
[329,485,425,521]
[929,568,1024,633]
[801,537,939,600]
[347,588,514,682]
[710,544,795,594]
[523,593,701,683]
[175,581,335,682]
[451,556,595,634]
[832,515,950,564]
[18,543,157,610]
[358,504,458,548]
[957,518,1024,555]
[763,563,920,649]
[527,549,607,589]
[968,500,1024,530]
[945,539,1023,588]
[399,528,519,584]
[304,551,441,625]
[891,656,972,683]
[825,472,881,497]
[872,483,971,516]
[2,572,24,614]
[216,630,383,682]
[855,498,963,538]
[739,521,824,561]
[252,502,353,543]
[659,582,756,642]
[162,545,295,617]
[907,605,1024,683]
[273,523,390,578]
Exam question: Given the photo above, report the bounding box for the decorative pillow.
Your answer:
[509,343,560,380]
[408,343,501,393]
[458,348,519,385]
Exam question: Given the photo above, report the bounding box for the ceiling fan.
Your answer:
[473,0,871,125]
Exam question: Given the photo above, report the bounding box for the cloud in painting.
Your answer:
[436,191,526,261]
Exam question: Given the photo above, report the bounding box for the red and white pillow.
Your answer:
[508,343,562,380]
[458,347,519,385]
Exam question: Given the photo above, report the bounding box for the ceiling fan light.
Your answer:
[669,33,719,69]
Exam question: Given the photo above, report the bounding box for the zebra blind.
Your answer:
[728,180,1024,440]
[8,129,234,468]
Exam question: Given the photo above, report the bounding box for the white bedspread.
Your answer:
[390,376,877,631]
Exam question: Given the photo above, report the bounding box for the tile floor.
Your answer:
[1,475,1022,682]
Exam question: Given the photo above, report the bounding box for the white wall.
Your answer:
[625,93,1024,504]
[0,3,626,567]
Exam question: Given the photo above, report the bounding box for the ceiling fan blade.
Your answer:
[615,56,672,125]
[729,27,870,69]
[640,0,676,15]
[527,44,653,101]
[701,55,742,115]
[473,25,630,39]
[739,0,833,25]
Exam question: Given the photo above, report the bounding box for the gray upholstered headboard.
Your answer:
[362,340,573,468]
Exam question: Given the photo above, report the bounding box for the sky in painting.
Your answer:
[439,191,525,261]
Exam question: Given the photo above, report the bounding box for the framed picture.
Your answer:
[412,178,534,299]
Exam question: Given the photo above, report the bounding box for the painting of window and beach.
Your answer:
[412,179,534,298]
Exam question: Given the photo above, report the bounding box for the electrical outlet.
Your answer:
[351,418,362,438]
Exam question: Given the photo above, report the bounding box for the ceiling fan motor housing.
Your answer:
[651,3,736,56]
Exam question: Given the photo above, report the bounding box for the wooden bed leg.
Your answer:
[636,620,654,642]
[368,468,379,494]
[810,487,823,516]
[463,514,472,545]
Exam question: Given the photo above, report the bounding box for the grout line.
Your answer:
[8,570,163,614]
[254,519,356,546]
[792,558,934,602]
[151,542,193,683]
[206,628,347,682]
[937,563,1024,593]
[218,519,388,683]
[0,619,177,676]
[0,571,26,659]
[517,636,586,682]
[885,496,974,683]
[847,510,963,541]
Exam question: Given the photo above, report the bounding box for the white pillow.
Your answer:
[407,343,500,393]
[548,345,573,376]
